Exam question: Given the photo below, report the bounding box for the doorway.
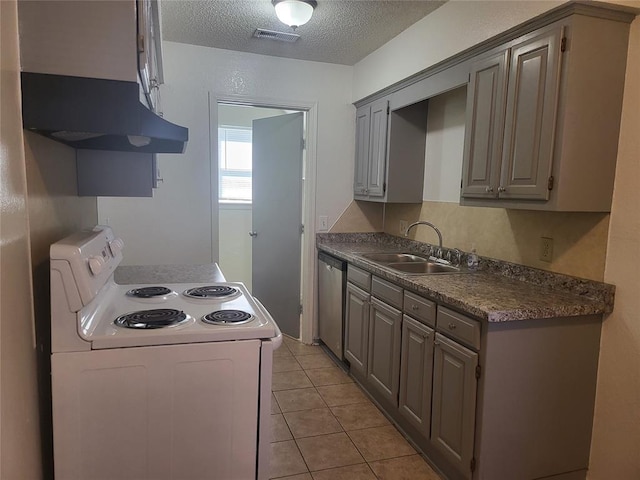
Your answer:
[216,102,307,338]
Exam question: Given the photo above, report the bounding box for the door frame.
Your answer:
[210,94,318,344]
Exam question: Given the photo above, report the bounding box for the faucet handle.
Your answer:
[451,248,463,267]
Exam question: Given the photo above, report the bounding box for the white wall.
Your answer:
[354,1,640,477]
[1,1,43,477]
[353,0,562,101]
[98,42,354,266]
[589,16,640,479]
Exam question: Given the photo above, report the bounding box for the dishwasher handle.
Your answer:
[318,251,346,271]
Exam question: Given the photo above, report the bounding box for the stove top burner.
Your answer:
[126,286,173,298]
[114,309,188,329]
[202,310,253,325]
[184,285,239,299]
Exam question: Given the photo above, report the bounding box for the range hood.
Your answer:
[21,72,188,154]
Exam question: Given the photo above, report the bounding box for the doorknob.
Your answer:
[249,231,258,237]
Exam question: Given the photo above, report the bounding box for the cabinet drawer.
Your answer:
[436,307,481,351]
[371,276,403,309]
[347,265,371,292]
[403,291,436,327]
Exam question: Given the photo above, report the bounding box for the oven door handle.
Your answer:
[252,297,283,350]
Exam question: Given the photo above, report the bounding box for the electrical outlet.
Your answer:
[318,215,329,231]
[399,220,408,235]
[540,237,553,262]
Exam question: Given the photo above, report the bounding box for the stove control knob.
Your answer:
[108,238,124,257]
[88,256,105,275]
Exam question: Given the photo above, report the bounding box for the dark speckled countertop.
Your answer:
[317,233,614,323]
[115,263,226,285]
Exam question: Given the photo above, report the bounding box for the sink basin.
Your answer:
[386,262,460,274]
[360,252,429,263]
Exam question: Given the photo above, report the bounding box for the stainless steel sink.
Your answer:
[360,252,429,263]
[386,262,460,274]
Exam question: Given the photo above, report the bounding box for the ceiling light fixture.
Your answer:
[272,0,317,29]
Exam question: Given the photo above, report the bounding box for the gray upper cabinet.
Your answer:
[354,99,388,199]
[499,28,562,201]
[354,99,428,203]
[462,26,562,202]
[461,13,632,211]
[461,50,509,198]
[367,297,402,405]
[354,105,371,196]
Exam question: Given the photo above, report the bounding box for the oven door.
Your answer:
[52,340,261,480]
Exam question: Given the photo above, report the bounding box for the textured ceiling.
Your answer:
[161,0,446,65]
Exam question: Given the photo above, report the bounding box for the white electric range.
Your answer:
[50,226,281,480]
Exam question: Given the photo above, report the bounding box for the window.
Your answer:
[218,126,252,203]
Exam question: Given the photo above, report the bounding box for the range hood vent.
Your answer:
[21,73,188,154]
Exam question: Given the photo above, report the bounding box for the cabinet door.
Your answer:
[499,27,563,200]
[344,282,370,376]
[431,333,478,479]
[367,297,402,405]
[399,315,434,437]
[461,50,509,199]
[367,99,389,197]
[354,105,371,196]
[137,0,162,112]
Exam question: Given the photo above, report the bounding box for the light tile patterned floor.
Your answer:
[269,337,443,480]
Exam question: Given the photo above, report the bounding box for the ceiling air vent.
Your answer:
[253,28,300,43]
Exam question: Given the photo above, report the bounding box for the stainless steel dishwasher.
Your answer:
[318,252,347,360]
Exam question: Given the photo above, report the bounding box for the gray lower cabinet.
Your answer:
[344,282,370,376]
[431,333,479,480]
[398,315,434,437]
[367,297,402,405]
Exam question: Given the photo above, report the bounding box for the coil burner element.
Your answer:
[114,309,188,329]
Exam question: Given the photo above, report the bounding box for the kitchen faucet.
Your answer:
[404,221,443,258]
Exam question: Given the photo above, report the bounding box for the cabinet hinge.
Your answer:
[301,138,306,150]
[468,73,471,83]
[299,304,303,315]
[475,365,481,380]
[383,182,387,194]
[386,105,390,115]
[138,34,145,53]
[300,224,305,234]
[561,37,567,52]
[548,176,554,191]
[470,457,476,472]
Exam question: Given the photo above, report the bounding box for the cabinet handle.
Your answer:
[249,231,258,237]
[485,186,494,193]
[497,186,507,193]
[448,323,457,330]
[411,305,419,311]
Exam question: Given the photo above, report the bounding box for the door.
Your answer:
[500,27,563,200]
[251,112,304,338]
[367,99,389,197]
[431,333,478,479]
[367,297,402,405]
[461,49,509,199]
[344,282,370,376]
[399,315,434,437]
[354,105,371,196]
